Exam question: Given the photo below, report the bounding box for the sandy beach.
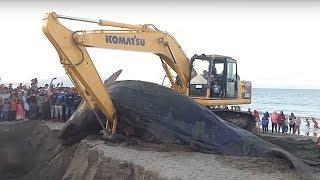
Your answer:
[1,120,319,180]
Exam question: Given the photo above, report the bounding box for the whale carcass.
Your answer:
[61,80,319,180]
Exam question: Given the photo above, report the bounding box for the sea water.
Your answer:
[242,88,320,137]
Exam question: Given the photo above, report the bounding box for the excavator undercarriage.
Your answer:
[212,109,255,131]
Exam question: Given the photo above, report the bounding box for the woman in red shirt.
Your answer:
[278,111,286,133]
[271,111,279,133]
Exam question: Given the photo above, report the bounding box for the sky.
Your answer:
[0,1,320,89]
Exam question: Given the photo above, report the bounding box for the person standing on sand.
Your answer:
[42,93,50,120]
[265,111,269,118]
[54,89,65,122]
[283,116,289,133]
[28,91,37,119]
[2,99,9,121]
[2,92,8,118]
[305,119,310,129]
[278,111,286,133]
[16,98,25,120]
[22,91,29,118]
[252,110,260,133]
[8,95,17,121]
[36,91,45,120]
[312,117,319,129]
[294,116,301,135]
[271,111,278,133]
[261,113,269,133]
[289,113,296,134]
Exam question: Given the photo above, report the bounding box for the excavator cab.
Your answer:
[189,54,238,99]
[188,54,254,131]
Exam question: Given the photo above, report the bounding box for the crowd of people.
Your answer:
[0,78,82,122]
[250,109,319,135]
[250,109,320,156]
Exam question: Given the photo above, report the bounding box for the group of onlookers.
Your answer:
[251,109,320,157]
[0,78,82,122]
[250,109,319,135]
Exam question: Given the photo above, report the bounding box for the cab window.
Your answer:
[227,62,237,80]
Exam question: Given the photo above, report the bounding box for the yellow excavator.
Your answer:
[42,12,253,134]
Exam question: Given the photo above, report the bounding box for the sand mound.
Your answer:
[0,121,162,180]
[0,121,73,179]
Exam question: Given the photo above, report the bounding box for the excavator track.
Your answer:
[212,109,255,132]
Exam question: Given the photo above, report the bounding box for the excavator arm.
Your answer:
[42,12,191,134]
